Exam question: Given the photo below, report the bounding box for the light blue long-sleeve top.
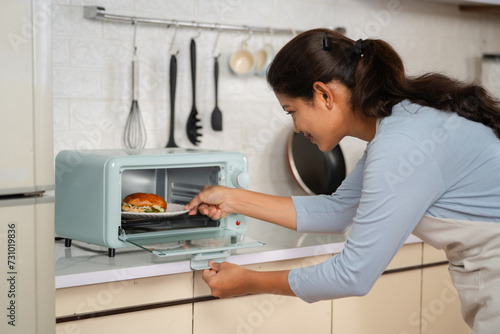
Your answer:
[288,100,500,303]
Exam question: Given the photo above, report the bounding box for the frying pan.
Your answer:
[286,130,346,195]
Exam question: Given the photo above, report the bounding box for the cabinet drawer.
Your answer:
[56,272,193,317]
[56,305,192,334]
[194,295,331,334]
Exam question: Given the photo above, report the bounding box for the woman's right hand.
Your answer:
[186,186,297,231]
[185,185,233,220]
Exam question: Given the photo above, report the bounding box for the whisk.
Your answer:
[124,21,147,150]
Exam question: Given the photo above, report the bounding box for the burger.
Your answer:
[121,193,167,213]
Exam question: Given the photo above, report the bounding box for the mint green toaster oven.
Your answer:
[55,148,264,269]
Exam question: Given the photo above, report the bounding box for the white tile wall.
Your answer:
[51,0,500,198]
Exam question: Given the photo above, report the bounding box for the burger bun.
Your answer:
[122,193,167,213]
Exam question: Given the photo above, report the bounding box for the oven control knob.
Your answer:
[232,171,249,188]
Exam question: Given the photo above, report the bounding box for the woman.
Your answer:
[185,28,500,332]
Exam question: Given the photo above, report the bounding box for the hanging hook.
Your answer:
[241,27,252,48]
[132,18,138,55]
[265,26,274,45]
[169,21,179,55]
[192,22,202,39]
[243,27,252,43]
[212,25,222,58]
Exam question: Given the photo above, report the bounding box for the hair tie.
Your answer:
[354,39,364,57]
[322,32,332,51]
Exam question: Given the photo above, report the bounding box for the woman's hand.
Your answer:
[184,185,233,220]
[202,260,295,299]
[185,186,297,231]
[202,261,253,298]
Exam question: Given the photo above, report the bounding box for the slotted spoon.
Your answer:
[186,39,202,145]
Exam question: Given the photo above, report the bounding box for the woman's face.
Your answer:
[275,81,354,152]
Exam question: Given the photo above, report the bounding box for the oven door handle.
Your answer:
[190,250,231,270]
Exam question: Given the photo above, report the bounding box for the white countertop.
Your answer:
[55,218,421,289]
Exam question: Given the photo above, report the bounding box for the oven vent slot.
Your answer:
[169,182,204,203]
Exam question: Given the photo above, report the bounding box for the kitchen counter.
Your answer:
[55,218,421,289]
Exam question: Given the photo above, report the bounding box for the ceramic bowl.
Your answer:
[253,44,274,76]
[229,49,255,77]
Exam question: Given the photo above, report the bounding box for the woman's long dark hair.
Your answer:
[267,28,500,138]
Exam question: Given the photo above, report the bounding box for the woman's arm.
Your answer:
[185,150,367,233]
[185,150,366,299]
[185,186,297,230]
[292,149,366,234]
[202,261,295,298]
[289,133,446,302]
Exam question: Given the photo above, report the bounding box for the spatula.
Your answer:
[211,56,222,131]
[186,39,202,145]
[166,54,178,148]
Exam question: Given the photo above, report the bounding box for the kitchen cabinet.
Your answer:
[333,270,421,334]
[192,255,333,334]
[0,0,54,332]
[55,306,192,334]
[409,0,500,14]
[55,273,194,334]
[331,243,471,334]
[415,0,500,6]
[193,294,331,334]
[332,243,423,334]
[54,242,471,334]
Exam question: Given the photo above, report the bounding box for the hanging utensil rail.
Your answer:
[83,6,300,35]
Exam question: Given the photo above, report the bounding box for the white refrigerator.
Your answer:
[0,0,55,333]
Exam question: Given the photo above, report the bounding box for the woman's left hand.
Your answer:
[201,260,296,299]
[202,261,253,298]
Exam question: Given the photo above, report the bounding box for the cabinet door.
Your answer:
[332,243,423,334]
[0,199,55,334]
[55,305,192,334]
[0,0,53,194]
[56,273,193,317]
[332,270,421,334]
[194,294,331,334]
[193,255,333,334]
[56,273,194,333]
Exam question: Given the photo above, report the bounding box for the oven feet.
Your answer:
[64,239,72,247]
[64,238,115,257]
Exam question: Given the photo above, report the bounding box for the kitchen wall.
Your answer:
[51,0,500,199]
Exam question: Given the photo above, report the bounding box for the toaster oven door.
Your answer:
[118,225,265,270]
[119,163,264,269]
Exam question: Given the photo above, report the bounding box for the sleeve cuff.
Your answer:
[288,268,318,303]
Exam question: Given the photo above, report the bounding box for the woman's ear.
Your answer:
[312,81,333,109]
